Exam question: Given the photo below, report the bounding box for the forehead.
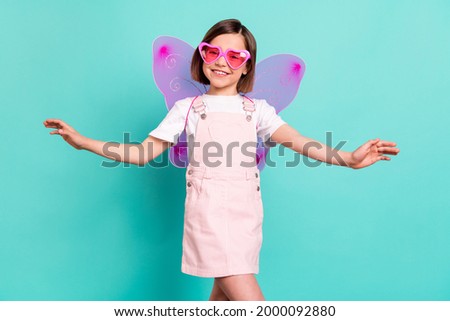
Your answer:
[209,33,246,50]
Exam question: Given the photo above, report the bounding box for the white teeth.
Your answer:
[213,70,227,75]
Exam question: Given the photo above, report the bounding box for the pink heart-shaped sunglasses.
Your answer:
[198,42,251,70]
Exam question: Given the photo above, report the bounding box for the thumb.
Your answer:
[366,138,379,148]
[359,138,378,152]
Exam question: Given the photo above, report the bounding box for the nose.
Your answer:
[215,55,227,67]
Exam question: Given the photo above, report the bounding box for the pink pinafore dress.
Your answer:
[181,95,263,278]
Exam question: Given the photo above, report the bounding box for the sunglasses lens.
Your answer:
[201,46,220,63]
[226,50,248,69]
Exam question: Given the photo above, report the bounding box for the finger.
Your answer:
[377,155,391,161]
[376,140,397,147]
[44,122,60,129]
[44,119,72,130]
[44,120,64,129]
[377,147,400,154]
[44,118,62,125]
[49,130,61,135]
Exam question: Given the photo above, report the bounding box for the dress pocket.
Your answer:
[254,177,262,200]
[246,176,261,201]
[185,176,203,217]
[247,176,263,220]
[208,120,246,146]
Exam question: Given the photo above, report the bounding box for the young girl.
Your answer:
[43,19,399,301]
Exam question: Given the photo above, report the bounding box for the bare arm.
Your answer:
[43,118,170,166]
[81,135,170,166]
[270,124,399,169]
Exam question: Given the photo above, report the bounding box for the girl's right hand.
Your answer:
[43,119,86,150]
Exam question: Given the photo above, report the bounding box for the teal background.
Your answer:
[1,0,449,300]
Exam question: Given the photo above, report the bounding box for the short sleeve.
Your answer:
[148,100,187,144]
[256,99,287,140]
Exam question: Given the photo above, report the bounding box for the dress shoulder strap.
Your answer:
[183,95,206,132]
[242,95,256,121]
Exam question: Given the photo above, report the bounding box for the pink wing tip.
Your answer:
[158,45,170,60]
[291,62,302,76]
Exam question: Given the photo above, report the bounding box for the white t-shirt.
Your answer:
[149,94,286,144]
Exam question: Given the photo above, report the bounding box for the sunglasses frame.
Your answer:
[198,42,251,70]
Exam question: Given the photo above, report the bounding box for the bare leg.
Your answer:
[209,279,230,301]
[215,274,265,301]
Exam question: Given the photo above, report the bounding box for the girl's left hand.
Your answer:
[349,138,400,169]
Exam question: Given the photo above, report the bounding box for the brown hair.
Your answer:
[191,19,257,93]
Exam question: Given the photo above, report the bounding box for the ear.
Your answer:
[242,62,250,75]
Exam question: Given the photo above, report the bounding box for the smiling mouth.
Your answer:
[212,69,229,76]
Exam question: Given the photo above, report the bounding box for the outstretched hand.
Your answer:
[43,119,86,150]
[349,138,400,169]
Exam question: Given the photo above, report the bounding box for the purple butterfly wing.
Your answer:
[247,54,306,170]
[153,36,207,109]
[248,54,305,112]
[152,36,208,167]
